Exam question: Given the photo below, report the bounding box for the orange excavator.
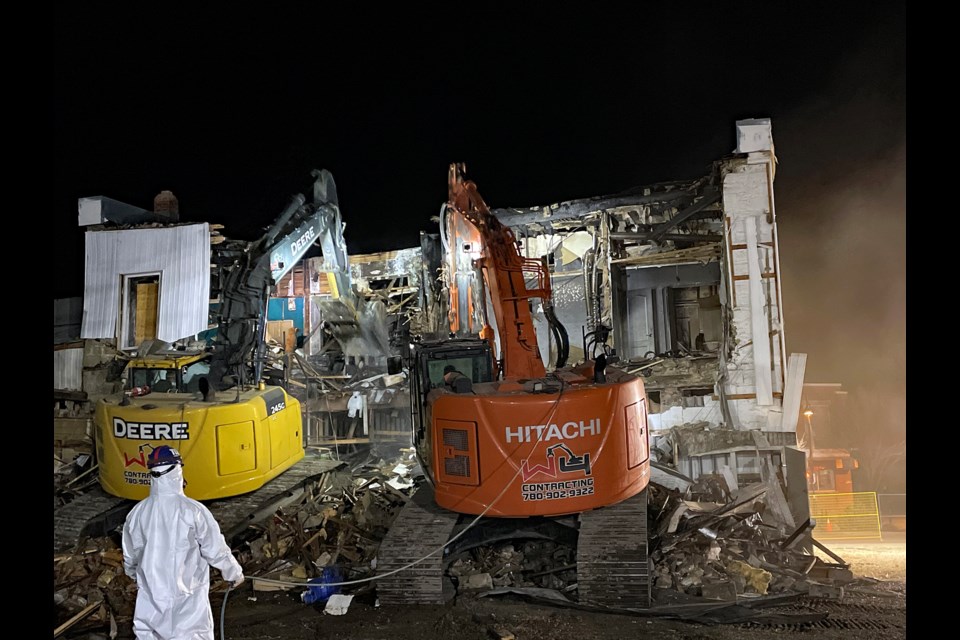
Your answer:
[376,164,651,608]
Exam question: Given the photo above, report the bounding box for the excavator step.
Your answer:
[577,487,651,609]
[376,484,460,605]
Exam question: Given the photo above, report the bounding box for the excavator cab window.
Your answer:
[425,352,492,390]
[182,360,211,392]
[128,368,178,392]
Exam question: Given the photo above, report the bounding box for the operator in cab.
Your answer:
[442,364,473,394]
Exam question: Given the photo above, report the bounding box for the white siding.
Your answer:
[81,224,210,343]
[54,348,84,391]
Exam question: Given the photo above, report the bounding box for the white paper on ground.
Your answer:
[324,593,354,615]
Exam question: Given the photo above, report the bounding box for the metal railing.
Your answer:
[877,493,906,531]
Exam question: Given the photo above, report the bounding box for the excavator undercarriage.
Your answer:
[376,484,650,607]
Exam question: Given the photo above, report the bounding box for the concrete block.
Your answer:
[460,573,493,590]
[83,340,118,368]
[827,568,855,584]
[54,417,93,443]
[701,581,737,601]
[808,582,844,600]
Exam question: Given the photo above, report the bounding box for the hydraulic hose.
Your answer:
[220,584,232,640]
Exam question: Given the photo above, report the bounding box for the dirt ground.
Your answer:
[816,533,907,581]
[201,535,906,640]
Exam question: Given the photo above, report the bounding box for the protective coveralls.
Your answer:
[122,447,243,640]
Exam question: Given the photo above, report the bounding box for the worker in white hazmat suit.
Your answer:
[122,445,244,640]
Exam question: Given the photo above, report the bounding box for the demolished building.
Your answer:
[433,119,805,502]
[261,119,809,516]
[421,118,810,531]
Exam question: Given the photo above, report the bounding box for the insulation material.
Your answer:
[727,398,784,431]
[81,224,211,343]
[520,231,593,265]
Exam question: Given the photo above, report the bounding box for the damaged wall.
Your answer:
[81,223,212,344]
[720,119,788,431]
[294,248,424,362]
[489,119,804,497]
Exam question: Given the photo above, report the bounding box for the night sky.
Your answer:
[55,5,905,442]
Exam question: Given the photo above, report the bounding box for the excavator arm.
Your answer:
[209,169,388,390]
[445,163,569,378]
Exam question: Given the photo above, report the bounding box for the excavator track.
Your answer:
[54,456,344,552]
[207,457,344,541]
[376,484,460,604]
[54,489,132,552]
[576,487,650,608]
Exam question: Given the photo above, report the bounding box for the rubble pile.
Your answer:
[448,477,855,609]
[241,455,417,588]
[648,480,854,602]
[53,451,419,635]
[448,540,578,593]
[54,455,99,515]
[53,539,136,637]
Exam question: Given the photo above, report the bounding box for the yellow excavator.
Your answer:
[55,170,388,550]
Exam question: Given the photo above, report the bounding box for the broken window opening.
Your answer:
[617,263,722,360]
[646,390,662,413]
[680,386,714,407]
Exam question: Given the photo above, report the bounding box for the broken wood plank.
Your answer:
[54,602,100,638]
[811,538,848,567]
[780,518,814,550]
[383,483,410,503]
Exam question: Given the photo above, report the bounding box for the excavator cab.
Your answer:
[125,352,212,394]
[410,338,494,452]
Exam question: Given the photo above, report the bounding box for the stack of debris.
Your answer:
[448,540,578,593]
[54,454,98,511]
[449,477,854,609]
[53,539,136,638]
[241,464,413,590]
[648,480,852,601]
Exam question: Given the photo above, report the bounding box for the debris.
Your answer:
[701,582,737,601]
[460,573,494,590]
[253,577,297,592]
[54,601,100,638]
[323,593,354,615]
[808,582,845,600]
[487,625,516,640]
[725,560,771,594]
